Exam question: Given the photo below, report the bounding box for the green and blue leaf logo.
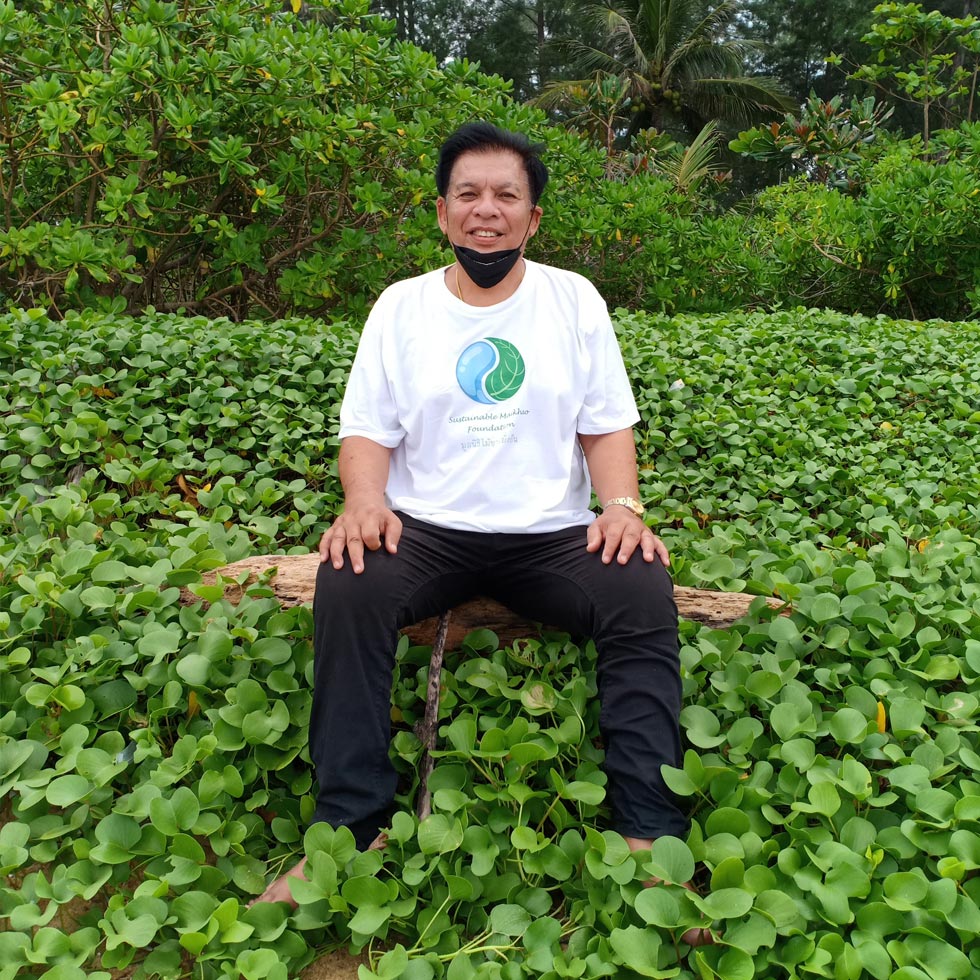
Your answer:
[456,338,525,404]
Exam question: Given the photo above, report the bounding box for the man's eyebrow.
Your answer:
[452,179,525,193]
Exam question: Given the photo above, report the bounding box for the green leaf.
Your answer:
[38,967,109,980]
[250,637,293,664]
[489,904,531,937]
[108,910,160,948]
[692,887,753,919]
[890,698,926,735]
[524,916,562,950]
[91,560,132,583]
[691,554,736,583]
[809,592,841,623]
[563,780,606,805]
[399,961,436,980]
[349,904,390,936]
[372,945,409,980]
[417,815,463,854]
[236,948,287,980]
[635,885,682,928]
[46,775,91,807]
[715,947,755,980]
[644,836,694,885]
[149,798,179,837]
[176,654,211,686]
[342,876,389,908]
[608,925,669,978]
[80,586,117,610]
[484,337,525,401]
[829,707,871,743]
[138,630,180,658]
[883,871,929,911]
[845,563,877,593]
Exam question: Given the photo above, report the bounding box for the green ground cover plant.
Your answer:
[2,307,979,979]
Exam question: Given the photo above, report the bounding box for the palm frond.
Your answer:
[585,2,651,77]
[553,0,793,140]
[656,119,723,192]
[686,75,797,122]
[635,0,673,65]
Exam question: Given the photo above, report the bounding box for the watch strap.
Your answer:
[604,496,644,518]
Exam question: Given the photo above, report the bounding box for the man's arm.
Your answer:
[318,436,402,574]
[579,428,669,567]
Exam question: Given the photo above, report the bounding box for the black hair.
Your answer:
[436,122,549,206]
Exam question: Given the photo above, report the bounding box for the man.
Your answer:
[256,122,708,944]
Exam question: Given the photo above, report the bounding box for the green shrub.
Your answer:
[3,0,977,323]
[0,0,755,321]
[0,0,537,318]
[742,124,980,319]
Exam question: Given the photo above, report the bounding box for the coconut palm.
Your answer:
[539,0,794,142]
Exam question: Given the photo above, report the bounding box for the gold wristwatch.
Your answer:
[604,496,644,518]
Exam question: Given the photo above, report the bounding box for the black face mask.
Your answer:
[451,242,523,289]
[450,213,537,289]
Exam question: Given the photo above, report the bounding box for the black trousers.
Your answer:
[310,513,687,849]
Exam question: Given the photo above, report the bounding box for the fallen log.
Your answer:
[181,552,786,648]
[181,553,787,820]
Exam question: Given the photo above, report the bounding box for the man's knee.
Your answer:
[313,550,400,623]
[589,553,677,629]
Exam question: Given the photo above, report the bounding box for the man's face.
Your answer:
[436,148,542,253]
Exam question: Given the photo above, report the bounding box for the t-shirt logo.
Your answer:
[456,338,525,404]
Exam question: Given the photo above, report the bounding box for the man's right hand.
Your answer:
[318,501,402,574]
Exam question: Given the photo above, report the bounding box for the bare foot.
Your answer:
[249,855,308,909]
[624,835,715,947]
[248,832,389,909]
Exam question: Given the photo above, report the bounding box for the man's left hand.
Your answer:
[586,510,670,566]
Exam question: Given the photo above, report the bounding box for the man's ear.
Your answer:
[526,204,543,240]
[436,197,448,235]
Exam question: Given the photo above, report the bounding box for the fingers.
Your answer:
[641,527,671,567]
[585,521,603,553]
[384,513,403,554]
[318,529,331,563]
[345,533,366,574]
[604,520,642,565]
[317,509,402,573]
[588,514,670,566]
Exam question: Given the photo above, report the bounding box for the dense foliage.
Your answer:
[3,308,980,979]
[0,0,766,319]
[536,0,794,140]
[0,0,552,318]
[850,1,980,146]
[1,0,978,322]
[740,122,980,320]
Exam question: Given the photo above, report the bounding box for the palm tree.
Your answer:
[539,0,794,142]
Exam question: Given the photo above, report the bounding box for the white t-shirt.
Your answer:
[338,259,639,533]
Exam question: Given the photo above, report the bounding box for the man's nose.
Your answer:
[473,192,499,215]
